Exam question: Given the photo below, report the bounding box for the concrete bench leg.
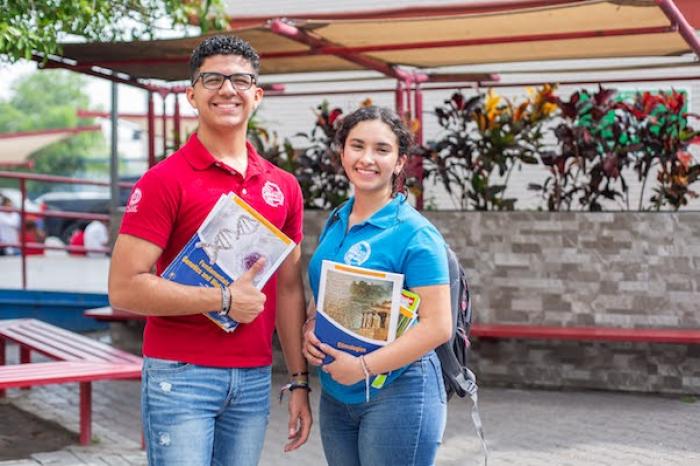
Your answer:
[79,381,92,445]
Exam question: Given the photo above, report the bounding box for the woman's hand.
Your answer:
[302,321,326,366]
[320,344,365,386]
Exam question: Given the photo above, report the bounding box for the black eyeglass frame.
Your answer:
[192,72,258,91]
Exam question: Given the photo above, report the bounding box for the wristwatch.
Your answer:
[219,286,231,316]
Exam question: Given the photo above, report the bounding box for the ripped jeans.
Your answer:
[141,357,271,466]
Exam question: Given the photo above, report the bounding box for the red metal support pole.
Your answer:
[395,81,404,118]
[414,82,424,146]
[404,77,413,122]
[147,91,156,167]
[161,93,168,158]
[79,382,92,445]
[173,94,182,149]
[0,338,5,397]
[19,178,27,290]
[656,0,700,58]
[412,81,425,211]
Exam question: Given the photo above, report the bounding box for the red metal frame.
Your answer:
[656,0,700,57]
[0,171,134,289]
[229,0,588,26]
[148,92,156,167]
[269,19,413,81]
[471,323,700,344]
[0,125,101,140]
[263,26,676,59]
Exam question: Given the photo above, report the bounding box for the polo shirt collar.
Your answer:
[182,132,269,178]
[340,194,406,230]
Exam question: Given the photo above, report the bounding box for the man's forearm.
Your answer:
[276,286,307,374]
[109,272,221,316]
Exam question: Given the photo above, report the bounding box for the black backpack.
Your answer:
[437,245,488,464]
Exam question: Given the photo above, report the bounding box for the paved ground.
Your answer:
[2,257,700,465]
[1,350,698,466]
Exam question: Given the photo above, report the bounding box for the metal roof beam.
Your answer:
[268,19,415,81]
[262,25,676,59]
[656,0,700,58]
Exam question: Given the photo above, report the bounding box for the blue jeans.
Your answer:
[141,357,271,466]
[320,352,447,466]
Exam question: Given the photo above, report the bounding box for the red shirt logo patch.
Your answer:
[125,188,142,213]
[262,181,284,207]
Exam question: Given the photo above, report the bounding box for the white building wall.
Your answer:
[224,1,700,211]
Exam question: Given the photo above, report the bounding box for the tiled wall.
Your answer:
[302,210,700,394]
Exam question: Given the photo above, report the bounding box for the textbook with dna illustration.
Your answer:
[161,192,296,332]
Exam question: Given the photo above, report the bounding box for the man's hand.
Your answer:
[320,344,365,386]
[227,258,266,323]
[285,388,312,452]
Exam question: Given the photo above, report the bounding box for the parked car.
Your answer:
[36,176,139,242]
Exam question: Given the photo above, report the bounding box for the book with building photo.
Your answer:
[315,260,404,364]
[161,192,296,332]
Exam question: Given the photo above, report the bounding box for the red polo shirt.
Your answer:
[119,133,304,367]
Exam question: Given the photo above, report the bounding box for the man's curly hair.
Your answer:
[189,35,261,80]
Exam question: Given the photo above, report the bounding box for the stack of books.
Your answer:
[314,260,421,388]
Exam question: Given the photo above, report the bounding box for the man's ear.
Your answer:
[253,86,264,109]
[185,86,197,110]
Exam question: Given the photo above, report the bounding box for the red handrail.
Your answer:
[0,171,134,289]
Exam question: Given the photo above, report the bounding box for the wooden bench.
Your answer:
[83,306,145,322]
[470,323,700,344]
[0,318,143,445]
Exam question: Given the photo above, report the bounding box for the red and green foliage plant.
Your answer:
[424,86,557,210]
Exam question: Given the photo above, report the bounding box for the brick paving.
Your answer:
[1,356,699,466]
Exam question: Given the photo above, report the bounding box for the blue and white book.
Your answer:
[315,260,404,364]
[161,192,296,332]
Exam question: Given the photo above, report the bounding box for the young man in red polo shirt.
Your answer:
[108,36,311,465]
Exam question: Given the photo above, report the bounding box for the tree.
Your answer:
[0,70,105,192]
[1,0,227,62]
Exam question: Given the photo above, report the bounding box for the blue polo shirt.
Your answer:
[308,194,449,404]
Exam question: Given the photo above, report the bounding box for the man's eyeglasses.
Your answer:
[192,72,257,91]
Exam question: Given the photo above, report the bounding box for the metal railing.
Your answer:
[0,171,134,289]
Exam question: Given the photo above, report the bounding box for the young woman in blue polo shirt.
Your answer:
[304,106,452,466]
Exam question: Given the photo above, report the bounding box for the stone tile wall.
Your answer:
[302,210,700,394]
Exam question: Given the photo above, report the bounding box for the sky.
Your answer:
[1,58,193,117]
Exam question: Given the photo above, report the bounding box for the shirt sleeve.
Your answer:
[402,225,450,289]
[281,177,304,245]
[118,169,179,249]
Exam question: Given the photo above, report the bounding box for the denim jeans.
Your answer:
[320,351,447,466]
[141,357,271,466]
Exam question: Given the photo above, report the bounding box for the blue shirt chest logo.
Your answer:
[344,241,371,266]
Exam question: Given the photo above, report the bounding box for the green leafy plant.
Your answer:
[1,0,227,63]
[293,101,349,209]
